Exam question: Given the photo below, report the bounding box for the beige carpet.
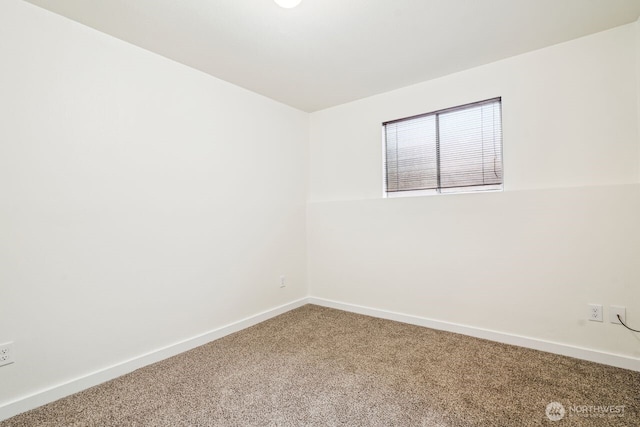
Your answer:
[2,304,638,426]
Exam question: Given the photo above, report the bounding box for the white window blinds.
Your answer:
[384,98,502,195]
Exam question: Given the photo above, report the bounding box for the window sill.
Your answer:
[385,185,503,198]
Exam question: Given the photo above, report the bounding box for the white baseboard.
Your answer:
[0,298,307,422]
[308,297,640,372]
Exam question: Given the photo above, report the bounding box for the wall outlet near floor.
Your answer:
[279,275,286,288]
[0,342,14,367]
[610,306,626,324]
[588,304,603,322]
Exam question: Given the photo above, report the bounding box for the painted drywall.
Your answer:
[308,23,640,360]
[637,16,640,180]
[0,0,307,410]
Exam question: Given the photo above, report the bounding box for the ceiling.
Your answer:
[25,0,640,112]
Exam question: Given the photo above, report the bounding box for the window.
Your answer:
[383,98,503,196]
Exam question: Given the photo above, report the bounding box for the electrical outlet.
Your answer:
[0,342,14,367]
[588,304,603,322]
[279,275,286,288]
[610,306,626,324]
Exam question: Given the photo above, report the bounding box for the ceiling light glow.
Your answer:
[274,0,302,8]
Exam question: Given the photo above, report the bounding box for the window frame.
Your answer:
[382,97,503,198]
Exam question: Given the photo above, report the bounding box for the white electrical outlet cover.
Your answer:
[610,306,626,324]
[588,304,603,322]
[0,342,14,367]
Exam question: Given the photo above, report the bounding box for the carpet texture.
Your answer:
[2,304,639,426]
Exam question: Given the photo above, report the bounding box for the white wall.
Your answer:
[0,0,307,412]
[308,24,640,360]
[637,17,640,178]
